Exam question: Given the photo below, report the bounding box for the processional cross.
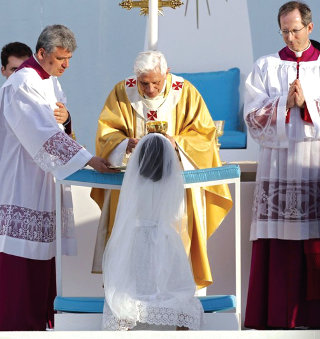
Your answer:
[119,0,225,146]
[119,1,224,37]
[119,0,183,50]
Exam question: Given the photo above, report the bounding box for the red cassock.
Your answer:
[0,253,56,330]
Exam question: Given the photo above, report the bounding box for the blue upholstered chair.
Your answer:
[176,68,246,149]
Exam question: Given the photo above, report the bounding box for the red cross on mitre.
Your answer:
[172,81,183,90]
[126,78,136,87]
[147,110,157,121]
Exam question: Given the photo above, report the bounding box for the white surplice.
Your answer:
[245,50,320,241]
[0,62,92,260]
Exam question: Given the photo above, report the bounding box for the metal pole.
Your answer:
[235,178,242,329]
[55,180,62,296]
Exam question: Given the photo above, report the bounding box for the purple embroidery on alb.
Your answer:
[43,132,82,164]
[34,131,82,172]
[0,205,55,243]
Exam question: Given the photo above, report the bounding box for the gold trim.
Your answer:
[119,0,183,15]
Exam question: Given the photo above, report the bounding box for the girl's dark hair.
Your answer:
[139,135,164,182]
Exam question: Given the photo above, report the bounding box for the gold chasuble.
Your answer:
[91,73,232,289]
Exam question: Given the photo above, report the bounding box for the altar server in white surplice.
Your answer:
[0,24,114,331]
[244,1,320,330]
[102,133,204,331]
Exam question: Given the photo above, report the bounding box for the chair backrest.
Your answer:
[176,68,240,132]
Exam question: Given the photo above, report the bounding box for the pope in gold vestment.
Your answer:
[91,72,232,289]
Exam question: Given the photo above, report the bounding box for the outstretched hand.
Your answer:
[87,156,120,173]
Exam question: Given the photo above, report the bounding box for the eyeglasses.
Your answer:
[279,26,306,36]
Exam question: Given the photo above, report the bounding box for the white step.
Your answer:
[54,312,240,331]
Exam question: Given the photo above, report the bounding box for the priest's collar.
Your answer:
[279,42,320,61]
[16,55,50,80]
[289,42,311,57]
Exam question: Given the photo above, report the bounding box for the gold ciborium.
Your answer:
[214,120,225,150]
[146,120,168,134]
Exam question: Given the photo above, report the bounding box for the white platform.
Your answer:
[0,330,319,339]
[54,312,239,331]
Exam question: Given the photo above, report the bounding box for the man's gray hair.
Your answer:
[134,50,168,76]
[36,24,77,53]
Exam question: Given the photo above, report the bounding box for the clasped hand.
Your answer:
[286,79,305,110]
[54,102,69,124]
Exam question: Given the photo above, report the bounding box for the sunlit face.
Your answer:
[137,69,168,98]
[1,55,29,78]
[279,8,313,52]
[36,46,72,77]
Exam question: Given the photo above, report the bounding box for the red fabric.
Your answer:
[304,239,320,300]
[296,57,301,79]
[245,239,320,329]
[300,106,313,124]
[285,109,291,124]
[287,107,313,124]
[278,45,320,62]
[126,78,136,87]
[0,253,56,331]
[147,110,157,121]
[16,55,50,80]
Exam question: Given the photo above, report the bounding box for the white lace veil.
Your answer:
[102,133,201,328]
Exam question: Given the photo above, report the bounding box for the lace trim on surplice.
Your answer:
[0,204,73,243]
[245,99,279,142]
[252,180,320,222]
[34,131,82,172]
